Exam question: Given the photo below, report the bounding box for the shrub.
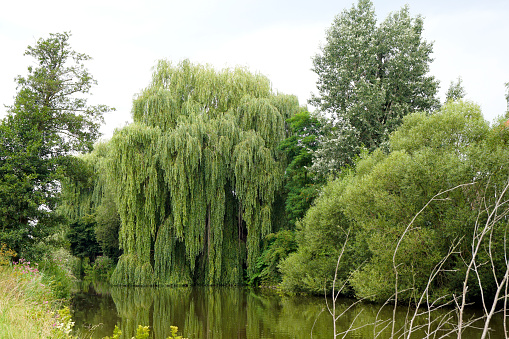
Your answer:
[0,243,16,266]
[91,256,115,281]
[39,248,77,300]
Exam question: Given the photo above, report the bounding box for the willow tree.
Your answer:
[108,60,299,285]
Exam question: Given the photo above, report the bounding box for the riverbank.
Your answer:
[0,263,73,338]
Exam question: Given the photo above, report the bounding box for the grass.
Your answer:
[0,254,188,339]
[0,262,71,339]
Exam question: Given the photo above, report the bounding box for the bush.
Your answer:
[90,256,115,281]
[0,243,16,266]
[40,248,77,300]
[250,230,297,286]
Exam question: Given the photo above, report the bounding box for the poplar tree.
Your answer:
[106,60,299,285]
[310,0,439,177]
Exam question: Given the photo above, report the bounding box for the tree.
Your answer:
[0,32,111,258]
[67,217,101,263]
[281,100,509,302]
[445,76,466,102]
[60,141,122,262]
[77,60,299,286]
[310,0,439,177]
[279,110,323,226]
[248,112,323,286]
[94,192,121,261]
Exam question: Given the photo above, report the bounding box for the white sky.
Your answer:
[1,0,508,140]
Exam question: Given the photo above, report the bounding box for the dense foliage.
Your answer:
[310,0,439,178]
[279,111,323,226]
[62,60,300,286]
[0,32,111,259]
[3,1,506,315]
[280,101,509,303]
[67,218,101,262]
[60,141,121,263]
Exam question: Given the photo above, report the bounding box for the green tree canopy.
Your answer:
[310,0,439,177]
[67,217,101,262]
[60,141,121,262]
[281,101,509,303]
[0,32,111,258]
[279,110,323,226]
[99,60,299,285]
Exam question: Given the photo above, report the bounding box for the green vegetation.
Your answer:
[280,100,509,304]
[0,246,76,338]
[2,1,509,337]
[0,32,111,260]
[63,60,300,286]
[279,111,323,227]
[310,0,439,178]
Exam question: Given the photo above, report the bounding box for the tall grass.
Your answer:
[0,254,75,339]
[0,266,56,338]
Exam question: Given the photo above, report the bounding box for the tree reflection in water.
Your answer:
[71,283,505,339]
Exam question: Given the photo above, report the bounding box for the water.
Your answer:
[71,282,508,338]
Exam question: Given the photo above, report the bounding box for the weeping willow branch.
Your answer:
[101,60,300,286]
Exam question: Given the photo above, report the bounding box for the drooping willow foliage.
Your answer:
[59,142,112,222]
[106,60,298,285]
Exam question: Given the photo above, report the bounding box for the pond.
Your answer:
[71,282,507,339]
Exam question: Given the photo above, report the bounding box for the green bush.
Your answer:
[250,230,297,286]
[280,101,509,304]
[90,256,115,281]
[39,248,77,300]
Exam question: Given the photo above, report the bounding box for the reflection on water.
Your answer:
[71,283,506,339]
[72,284,332,338]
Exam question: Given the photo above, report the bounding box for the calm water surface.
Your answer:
[71,282,507,339]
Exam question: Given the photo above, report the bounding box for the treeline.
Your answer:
[1,0,509,308]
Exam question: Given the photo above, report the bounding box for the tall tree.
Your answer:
[310,0,439,177]
[0,32,111,258]
[102,60,299,286]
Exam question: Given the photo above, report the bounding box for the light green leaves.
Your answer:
[105,60,299,285]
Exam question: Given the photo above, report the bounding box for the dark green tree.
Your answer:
[67,217,102,262]
[0,32,111,258]
[94,192,122,261]
[249,112,322,286]
[279,110,323,226]
[310,0,439,177]
[60,141,122,262]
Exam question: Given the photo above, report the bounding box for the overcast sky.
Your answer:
[1,0,508,139]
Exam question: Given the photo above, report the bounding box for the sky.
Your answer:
[1,0,508,140]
